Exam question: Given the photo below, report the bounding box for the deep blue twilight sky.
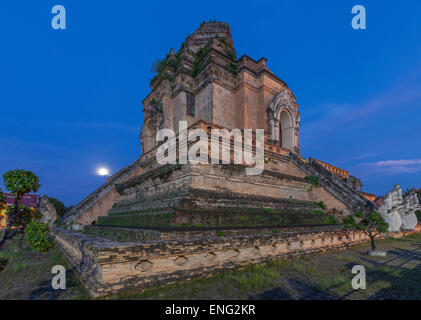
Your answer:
[0,1,420,205]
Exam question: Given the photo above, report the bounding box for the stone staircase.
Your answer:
[289,153,374,213]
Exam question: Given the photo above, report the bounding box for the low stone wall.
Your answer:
[52,227,419,297]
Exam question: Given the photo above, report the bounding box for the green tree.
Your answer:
[344,211,389,252]
[0,170,41,250]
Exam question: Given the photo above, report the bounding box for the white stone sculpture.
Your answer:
[378,184,419,232]
[378,185,404,232]
[400,189,419,230]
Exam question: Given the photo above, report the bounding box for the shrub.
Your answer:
[328,216,336,224]
[261,208,276,214]
[305,176,319,186]
[316,201,327,210]
[305,176,320,192]
[25,221,54,253]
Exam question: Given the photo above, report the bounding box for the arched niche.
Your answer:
[140,117,155,154]
[280,110,294,151]
[267,91,300,152]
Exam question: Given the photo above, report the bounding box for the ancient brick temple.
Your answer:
[63,22,372,228]
[57,22,388,296]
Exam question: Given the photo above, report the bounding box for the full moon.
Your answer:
[97,167,110,176]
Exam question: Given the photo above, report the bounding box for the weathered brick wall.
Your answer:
[52,227,417,297]
[115,163,348,216]
[84,224,341,242]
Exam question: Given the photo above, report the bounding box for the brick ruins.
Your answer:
[57,22,418,296]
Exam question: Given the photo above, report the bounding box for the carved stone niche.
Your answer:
[174,256,188,266]
[204,252,218,262]
[141,100,164,154]
[267,90,300,152]
[230,249,240,259]
[135,260,153,272]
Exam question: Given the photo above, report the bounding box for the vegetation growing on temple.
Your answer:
[149,50,182,87]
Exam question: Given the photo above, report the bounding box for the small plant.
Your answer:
[181,223,195,228]
[191,43,211,78]
[305,176,319,185]
[316,201,327,210]
[305,176,319,192]
[25,221,55,253]
[225,62,237,75]
[216,231,226,237]
[261,208,276,214]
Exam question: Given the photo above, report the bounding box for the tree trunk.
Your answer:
[0,227,10,249]
[0,228,18,250]
[19,231,25,248]
[370,235,376,252]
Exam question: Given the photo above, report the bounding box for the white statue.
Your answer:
[378,184,419,232]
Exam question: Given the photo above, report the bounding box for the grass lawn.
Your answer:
[1,232,421,300]
[0,237,89,300]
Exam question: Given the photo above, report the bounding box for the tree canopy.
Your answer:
[3,170,40,197]
[344,211,389,252]
[0,170,50,252]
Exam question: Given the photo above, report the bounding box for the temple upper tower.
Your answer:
[140,21,300,155]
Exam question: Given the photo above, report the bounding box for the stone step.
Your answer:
[289,153,372,213]
[97,209,335,228]
[84,224,343,242]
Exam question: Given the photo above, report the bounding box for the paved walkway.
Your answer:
[252,238,421,300]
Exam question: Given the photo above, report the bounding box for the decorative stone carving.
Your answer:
[378,185,404,232]
[230,249,240,258]
[204,252,217,262]
[135,260,153,272]
[400,189,420,230]
[141,100,164,152]
[174,256,188,266]
[267,91,299,152]
[38,195,57,227]
[378,185,419,232]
